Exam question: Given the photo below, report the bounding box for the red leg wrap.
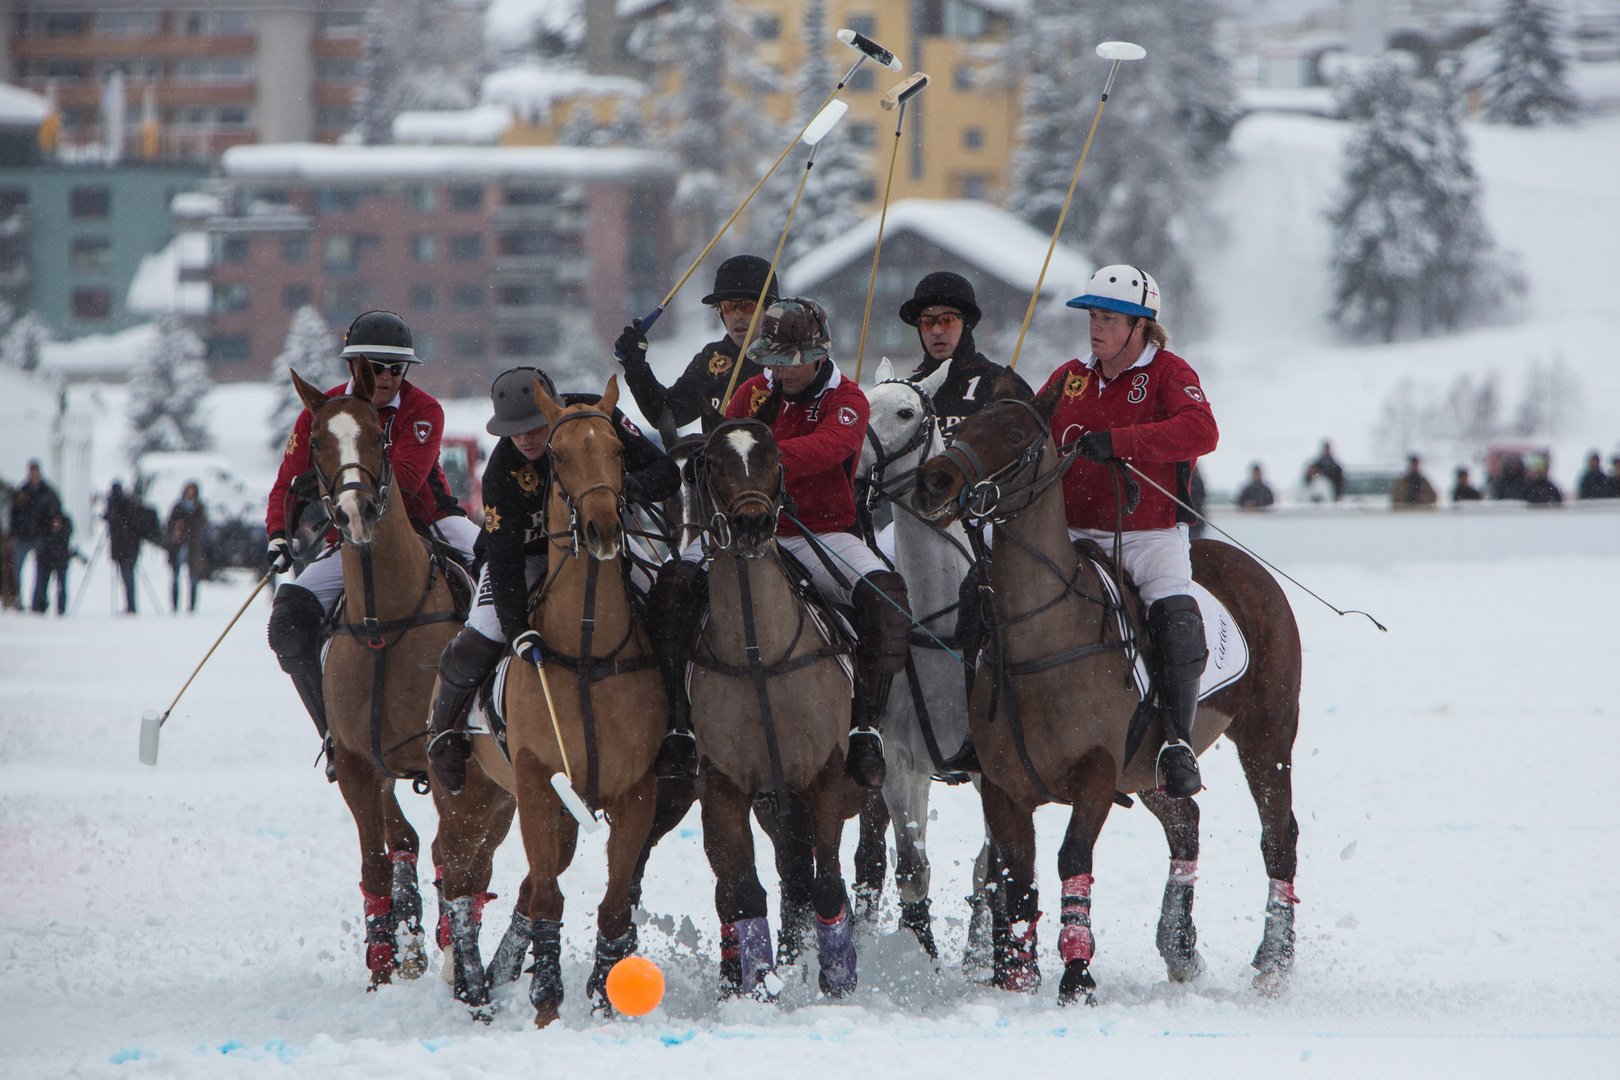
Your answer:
[361,885,395,973]
[1269,879,1299,905]
[1003,913,1041,992]
[1058,874,1094,965]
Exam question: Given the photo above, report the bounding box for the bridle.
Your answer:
[859,377,939,511]
[693,418,783,554]
[543,408,624,558]
[310,400,395,539]
[937,398,1075,526]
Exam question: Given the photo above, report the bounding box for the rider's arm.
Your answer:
[1110,362,1217,464]
[480,443,532,643]
[613,409,681,504]
[265,408,316,537]
[776,384,868,478]
[386,394,444,494]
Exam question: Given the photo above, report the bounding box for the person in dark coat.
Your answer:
[35,511,76,615]
[898,271,1031,430]
[614,255,779,428]
[1306,440,1344,501]
[1237,464,1275,509]
[1451,467,1483,502]
[1523,465,1563,506]
[104,481,144,614]
[1577,452,1613,499]
[10,460,61,605]
[1390,455,1438,508]
[166,482,208,613]
[1490,455,1529,501]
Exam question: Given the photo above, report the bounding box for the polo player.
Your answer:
[901,270,1030,431]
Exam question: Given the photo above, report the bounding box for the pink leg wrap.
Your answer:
[1268,879,1299,905]
[1168,859,1198,885]
[1058,874,1094,965]
[361,885,395,973]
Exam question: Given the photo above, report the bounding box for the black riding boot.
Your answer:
[268,585,336,782]
[649,560,706,780]
[1148,595,1208,798]
[850,570,911,790]
[426,627,506,794]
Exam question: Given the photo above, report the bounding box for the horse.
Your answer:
[910,385,1302,1002]
[434,376,665,1028]
[685,418,868,998]
[288,365,487,990]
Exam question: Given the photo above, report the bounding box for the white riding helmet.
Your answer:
[1067,265,1160,320]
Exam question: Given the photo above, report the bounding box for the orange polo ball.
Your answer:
[605,955,664,1016]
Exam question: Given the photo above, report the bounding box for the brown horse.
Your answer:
[435,376,665,1028]
[911,387,1302,1002]
[686,419,867,999]
[289,365,475,989]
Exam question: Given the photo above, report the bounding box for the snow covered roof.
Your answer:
[127,235,210,316]
[220,142,674,182]
[481,65,644,125]
[616,0,666,17]
[392,104,514,145]
[37,323,160,381]
[784,199,1092,296]
[0,82,49,126]
[169,191,223,219]
[1240,86,1340,117]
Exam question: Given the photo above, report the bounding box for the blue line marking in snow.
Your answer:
[660,1031,694,1046]
[422,1037,455,1052]
[677,827,697,839]
[109,1047,152,1064]
[218,1039,245,1054]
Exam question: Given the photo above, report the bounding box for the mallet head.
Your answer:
[880,72,930,111]
[838,28,902,71]
[1096,41,1146,61]
[802,99,849,145]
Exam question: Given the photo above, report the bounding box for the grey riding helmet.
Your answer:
[487,366,559,436]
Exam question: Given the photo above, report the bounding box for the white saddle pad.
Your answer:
[1092,564,1250,701]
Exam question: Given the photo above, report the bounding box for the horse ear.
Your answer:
[290,369,327,415]
[917,357,952,400]
[597,373,620,414]
[533,378,564,425]
[656,407,679,449]
[698,399,723,435]
[351,356,376,402]
[874,357,895,383]
[1030,373,1064,419]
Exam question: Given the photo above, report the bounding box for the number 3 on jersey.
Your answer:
[1128,373,1149,404]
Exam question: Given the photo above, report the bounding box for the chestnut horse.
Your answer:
[911,386,1302,1002]
[435,377,665,1027]
[290,365,489,989]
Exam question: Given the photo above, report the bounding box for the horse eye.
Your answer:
[1004,428,1025,446]
[897,408,916,420]
[309,438,322,452]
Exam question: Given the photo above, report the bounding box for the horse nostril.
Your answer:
[922,470,946,495]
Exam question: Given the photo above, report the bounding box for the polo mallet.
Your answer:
[718,101,852,409]
[614,28,901,361]
[854,71,930,384]
[530,654,603,833]
[140,572,272,765]
[1007,41,1145,372]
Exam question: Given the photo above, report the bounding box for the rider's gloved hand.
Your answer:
[620,471,646,506]
[1076,431,1115,463]
[512,630,546,666]
[614,321,649,367]
[267,533,293,574]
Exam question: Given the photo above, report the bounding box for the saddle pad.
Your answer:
[465,655,512,767]
[1091,562,1249,702]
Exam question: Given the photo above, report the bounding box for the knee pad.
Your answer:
[1148,595,1207,681]
[854,570,912,674]
[268,586,325,676]
[439,626,507,689]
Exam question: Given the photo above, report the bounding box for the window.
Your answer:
[503,186,557,207]
[954,65,974,92]
[413,333,437,361]
[848,123,876,149]
[318,10,367,36]
[452,283,484,309]
[411,284,437,310]
[406,185,436,212]
[450,234,483,261]
[449,186,483,211]
[174,58,252,83]
[214,11,250,34]
[0,188,27,216]
[324,235,356,271]
[963,126,983,150]
[847,16,876,37]
[70,187,110,219]
[451,332,486,359]
[941,0,989,39]
[855,178,877,202]
[848,67,874,91]
[214,283,249,312]
[70,236,111,272]
[499,229,554,257]
[754,15,780,40]
[500,333,543,357]
[960,174,988,200]
[72,287,111,319]
[498,284,543,307]
[410,235,437,262]
[217,106,251,128]
[97,12,159,37]
[315,187,360,214]
[283,234,309,263]
[210,334,251,362]
[219,235,249,263]
[316,105,358,129]
[316,58,361,81]
[284,284,311,310]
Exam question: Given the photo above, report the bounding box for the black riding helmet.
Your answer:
[487,366,559,437]
[898,271,982,329]
[340,310,419,362]
[700,254,781,306]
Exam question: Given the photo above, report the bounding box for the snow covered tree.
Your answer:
[126,315,212,464]
[558,99,647,148]
[1008,0,1238,333]
[1329,63,1519,341]
[357,0,485,144]
[1481,0,1578,126]
[267,306,342,450]
[784,0,869,264]
[0,310,54,372]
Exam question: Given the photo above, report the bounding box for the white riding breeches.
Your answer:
[1068,523,1193,606]
[680,529,888,606]
[275,513,483,610]
[466,555,548,643]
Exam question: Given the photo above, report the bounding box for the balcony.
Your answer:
[12,33,256,60]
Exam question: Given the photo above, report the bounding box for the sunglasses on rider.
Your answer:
[718,298,758,317]
[366,360,409,377]
[917,312,962,331]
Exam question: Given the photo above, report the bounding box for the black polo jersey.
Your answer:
[911,351,1033,430]
[621,336,764,428]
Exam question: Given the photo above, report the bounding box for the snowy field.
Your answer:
[3,543,1617,1078]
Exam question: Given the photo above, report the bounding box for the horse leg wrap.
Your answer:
[447,893,494,1007]
[361,886,396,974]
[389,851,426,979]
[814,905,858,997]
[721,917,776,998]
[997,912,1042,993]
[1253,879,1299,976]
[528,918,565,1011]
[777,898,815,967]
[486,909,534,989]
[899,898,939,961]
[587,926,639,1012]
[1156,859,1203,981]
[1058,875,1095,965]
[963,888,995,984]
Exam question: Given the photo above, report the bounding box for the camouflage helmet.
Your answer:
[745,296,832,368]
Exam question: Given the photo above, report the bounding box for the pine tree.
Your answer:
[1481,0,1578,126]
[1008,0,1238,333]
[0,310,54,372]
[784,0,869,264]
[1329,63,1518,341]
[126,315,212,464]
[357,0,485,144]
[267,305,342,450]
[558,99,647,148]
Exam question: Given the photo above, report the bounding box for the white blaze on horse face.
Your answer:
[726,428,758,478]
[326,412,370,541]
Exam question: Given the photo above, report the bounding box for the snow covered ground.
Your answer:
[3,544,1617,1077]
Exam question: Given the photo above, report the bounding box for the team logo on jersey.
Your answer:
[284,430,298,456]
[620,415,642,438]
[1064,371,1090,399]
[483,506,501,532]
[1184,385,1205,403]
[749,387,770,415]
[414,420,432,443]
[708,351,733,376]
[512,464,541,494]
[838,405,858,426]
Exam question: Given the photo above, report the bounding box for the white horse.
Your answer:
[853,357,998,973]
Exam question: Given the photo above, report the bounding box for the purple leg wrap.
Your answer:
[815,905,857,995]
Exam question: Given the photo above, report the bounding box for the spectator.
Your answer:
[1237,463,1275,510]
[1490,455,1529,501]
[165,482,208,614]
[0,475,18,609]
[1577,452,1613,500]
[104,481,144,614]
[35,511,76,615]
[1187,465,1207,539]
[1610,456,1620,495]
[1523,464,1563,506]
[1306,440,1344,500]
[1390,454,1438,508]
[1451,467,1483,502]
[1300,464,1335,504]
[9,460,61,604]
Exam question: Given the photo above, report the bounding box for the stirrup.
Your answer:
[1156,739,1202,799]
[655,730,698,780]
[934,735,980,783]
[321,734,337,784]
[426,729,471,795]
[846,727,886,791]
